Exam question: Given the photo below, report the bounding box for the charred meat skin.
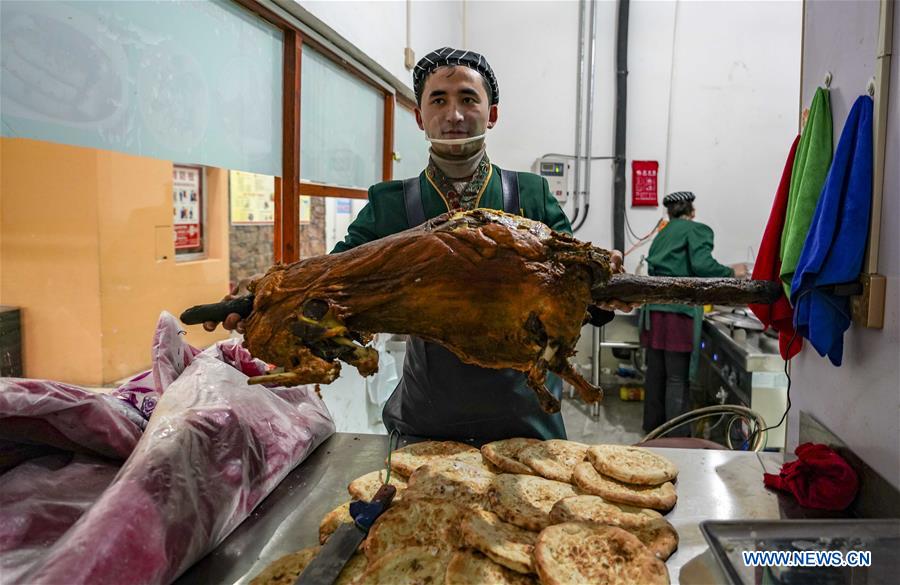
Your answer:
[242,210,609,412]
[208,209,779,413]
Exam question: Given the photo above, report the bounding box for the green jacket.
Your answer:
[642,218,733,379]
[647,218,734,283]
[332,165,572,253]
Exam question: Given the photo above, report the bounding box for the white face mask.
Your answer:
[426,133,486,146]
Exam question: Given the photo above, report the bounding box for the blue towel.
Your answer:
[790,96,873,366]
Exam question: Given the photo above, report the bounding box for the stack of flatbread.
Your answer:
[251,439,680,585]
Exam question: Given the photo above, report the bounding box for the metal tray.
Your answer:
[700,519,900,585]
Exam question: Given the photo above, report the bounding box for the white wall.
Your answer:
[469,0,801,272]
[787,0,899,490]
[298,1,463,87]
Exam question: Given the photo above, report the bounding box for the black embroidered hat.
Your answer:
[663,191,696,205]
[413,47,499,105]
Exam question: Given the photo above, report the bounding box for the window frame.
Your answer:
[231,0,397,263]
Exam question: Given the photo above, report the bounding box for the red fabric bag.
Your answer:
[763,442,859,511]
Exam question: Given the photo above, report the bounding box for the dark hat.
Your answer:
[413,47,499,105]
[663,191,696,205]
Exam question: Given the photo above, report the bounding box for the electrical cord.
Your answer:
[745,329,799,449]
[623,206,645,241]
[383,428,401,485]
[624,218,665,256]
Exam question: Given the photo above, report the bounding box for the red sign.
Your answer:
[632,160,659,206]
[174,224,200,248]
[173,165,203,252]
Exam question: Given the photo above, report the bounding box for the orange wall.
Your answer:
[1,138,105,383]
[1,138,232,385]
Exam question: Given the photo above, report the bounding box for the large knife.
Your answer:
[295,483,396,585]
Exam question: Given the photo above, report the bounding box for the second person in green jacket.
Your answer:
[640,191,747,436]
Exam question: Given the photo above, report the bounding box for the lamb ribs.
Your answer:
[182,209,779,413]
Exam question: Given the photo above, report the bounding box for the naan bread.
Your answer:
[534,523,669,585]
[405,458,493,510]
[387,441,479,476]
[481,438,540,475]
[364,497,465,562]
[461,508,537,574]
[347,469,408,502]
[588,445,678,485]
[519,440,588,483]
[445,550,538,585]
[572,462,676,511]
[352,546,451,585]
[489,473,580,531]
[251,548,367,585]
[549,496,678,560]
[319,501,352,544]
[549,495,663,531]
[250,546,319,585]
[631,518,679,561]
[335,554,369,585]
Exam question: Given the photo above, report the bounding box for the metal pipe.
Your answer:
[590,316,601,418]
[576,0,597,234]
[612,0,630,251]
[406,0,412,56]
[572,0,586,225]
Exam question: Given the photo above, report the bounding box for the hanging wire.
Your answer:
[624,218,665,256]
[623,206,645,241]
[383,428,401,486]
[745,329,799,450]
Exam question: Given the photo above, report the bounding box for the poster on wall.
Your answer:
[173,165,203,251]
[230,170,275,224]
[299,195,311,224]
[631,160,659,207]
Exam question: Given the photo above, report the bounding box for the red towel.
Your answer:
[750,136,803,359]
[763,442,859,511]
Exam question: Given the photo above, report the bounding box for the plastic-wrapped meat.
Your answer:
[0,380,144,460]
[0,454,120,583]
[15,351,334,585]
[1,313,335,585]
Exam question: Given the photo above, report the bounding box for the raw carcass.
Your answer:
[182,209,780,413]
[1,313,335,585]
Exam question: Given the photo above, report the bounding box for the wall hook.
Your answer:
[867,76,876,97]
[823,71,833,89]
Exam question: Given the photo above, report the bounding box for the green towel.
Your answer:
[780,87,833,296]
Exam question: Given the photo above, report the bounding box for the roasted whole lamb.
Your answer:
[182,209,779,413]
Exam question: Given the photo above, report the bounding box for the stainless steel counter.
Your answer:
[176,433,791,585]
[702,317,783,373]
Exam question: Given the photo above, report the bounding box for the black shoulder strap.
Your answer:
[499,169,521,215]
[402,177,426,229]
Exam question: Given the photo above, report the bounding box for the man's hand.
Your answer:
[597,250,640,313]
[731,262,750,280]
[202,275,259,334]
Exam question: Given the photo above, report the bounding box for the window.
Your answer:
[393,104,429,180]
[300,46,384,189]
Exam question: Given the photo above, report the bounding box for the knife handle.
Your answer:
[179,295,254,325]
[350,484,397,530]
[371,483,397,507]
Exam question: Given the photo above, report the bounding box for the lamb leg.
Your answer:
[554,361,603,404]
[593,274,781,306]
